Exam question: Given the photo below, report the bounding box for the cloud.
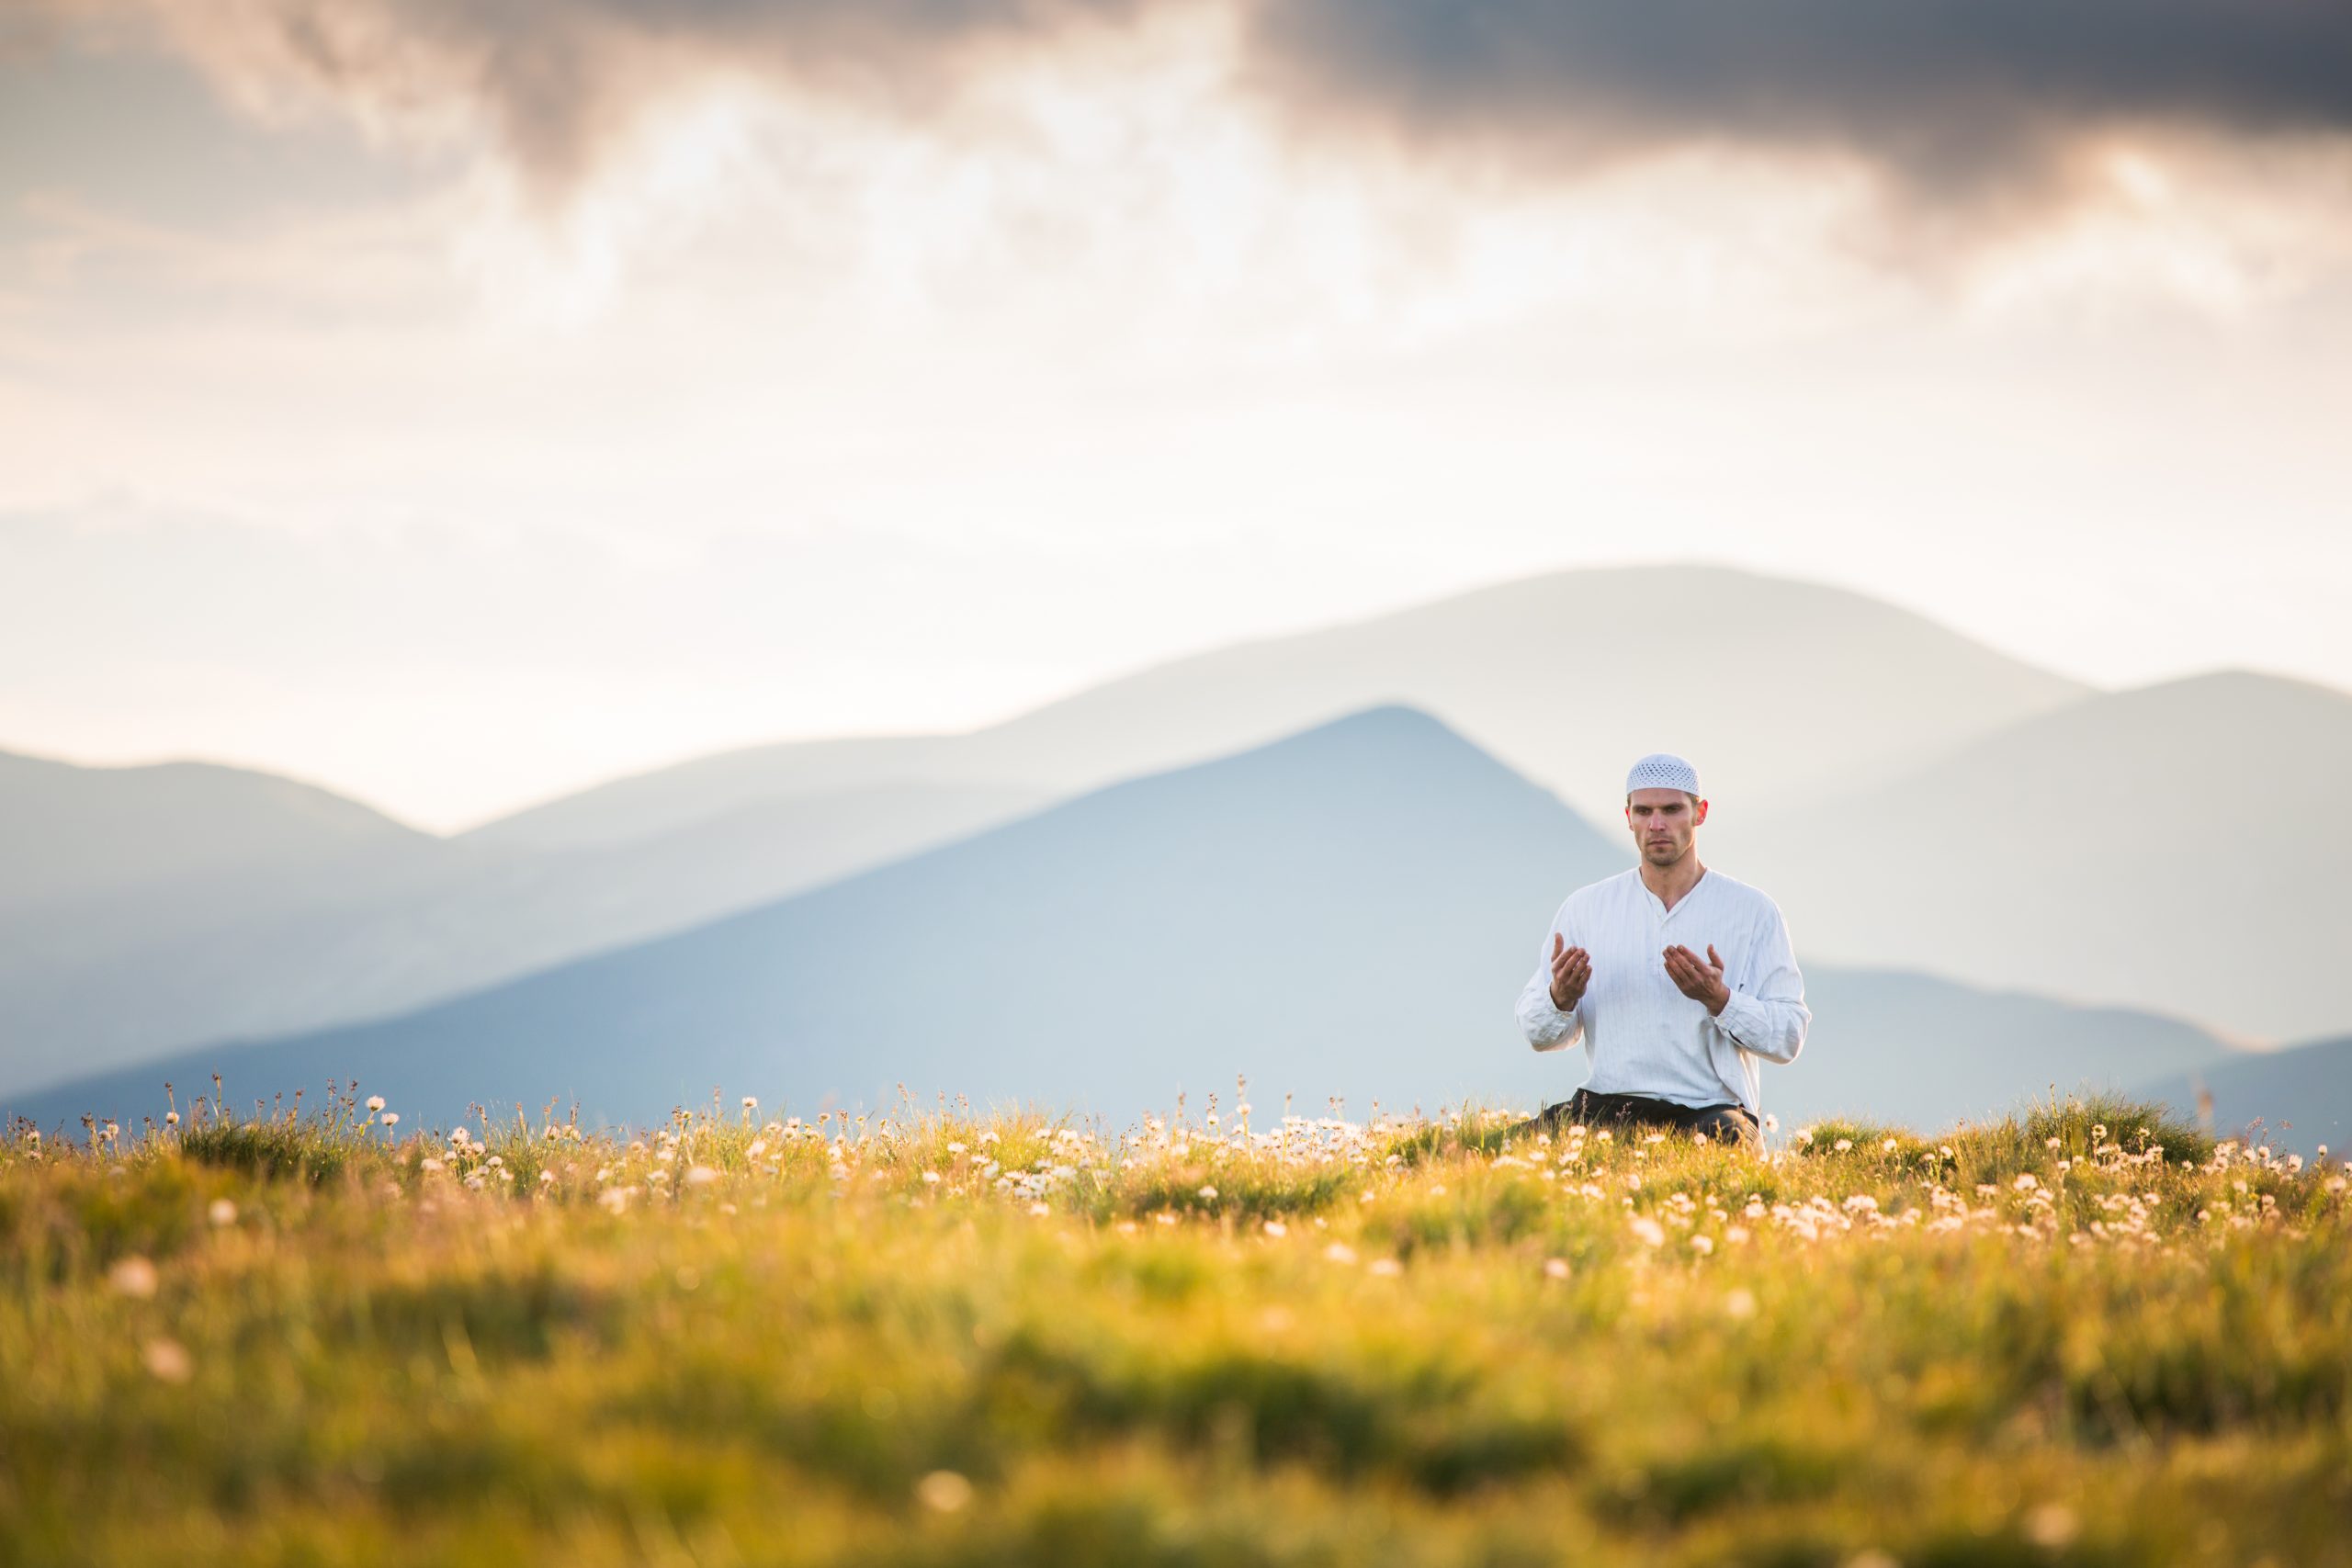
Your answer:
[1246,0,2352,199]
[54,0,1165,188]
[37,0,2352,231]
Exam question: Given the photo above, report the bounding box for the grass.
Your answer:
[0,1085,2346,1567]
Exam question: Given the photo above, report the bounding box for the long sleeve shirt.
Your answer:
[1515,866,1809,1116]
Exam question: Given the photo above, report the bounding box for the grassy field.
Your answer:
[3,1082,2346,1568]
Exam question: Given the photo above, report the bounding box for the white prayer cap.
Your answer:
[1625,752,1701,796]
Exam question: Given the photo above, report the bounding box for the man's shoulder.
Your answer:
[1563,868,1641,908]
[1702,868,1788,921]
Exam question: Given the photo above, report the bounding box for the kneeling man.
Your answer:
[1516,753,1809,1150]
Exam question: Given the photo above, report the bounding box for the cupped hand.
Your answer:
[1549,931,1592,1011]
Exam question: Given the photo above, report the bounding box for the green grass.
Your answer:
[0,1089,2346,1567]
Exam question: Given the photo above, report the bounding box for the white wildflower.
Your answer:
[207,1198,238,1227]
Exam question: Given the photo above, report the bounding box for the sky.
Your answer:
[4,0,2350,831]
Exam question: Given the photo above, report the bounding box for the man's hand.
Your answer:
[1664,943,1730,1016]
[1548,932,1591,1011]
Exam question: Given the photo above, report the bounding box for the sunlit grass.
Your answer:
[2,1081,2346,1566]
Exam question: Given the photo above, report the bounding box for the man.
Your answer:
[1515,753,1809,1149]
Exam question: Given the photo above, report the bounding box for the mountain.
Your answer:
[0,781,1044,1094]
[1719,671,2352,1043]
[0,564,2095,1088]
[467,565,2088,851]
[2135,1034,2352,1159]
[1770,970,2232,1134]
[0,748,429,912]
[12,707,2238,1137]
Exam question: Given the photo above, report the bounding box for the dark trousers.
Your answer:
[1521,1088,1760,1151]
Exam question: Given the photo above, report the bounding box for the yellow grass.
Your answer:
[2,1083,2346,1566]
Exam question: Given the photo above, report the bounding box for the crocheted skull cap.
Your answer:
[1624,753,1701,796]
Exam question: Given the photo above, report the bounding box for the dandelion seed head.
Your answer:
[916,1471,974,1513]
[141,1337,193,1384]
[366,1096,385,1112]
[1690,1234,1714,1255]
[380,1112,400,1127]
[108,1256,159,1298]
[207,1197,237,1227]
[1631,1216,1667,1247]
[1544,1258,1570,1280]
[1833,1139,1854,1153]
[1369,1258,1402,1277]
[1724,1287,1758,1319]
[2023,1503,2079,1549]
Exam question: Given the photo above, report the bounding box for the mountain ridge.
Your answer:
[10,705,2238,1137]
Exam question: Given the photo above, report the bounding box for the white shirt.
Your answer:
[1515,866,1809,1115]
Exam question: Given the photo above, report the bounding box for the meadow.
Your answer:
[3,1080,2346,1568]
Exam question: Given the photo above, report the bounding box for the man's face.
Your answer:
[1626,788,1707,866]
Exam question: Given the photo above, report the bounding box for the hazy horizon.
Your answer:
[6,4,2350,829]
[5,558,2346,834]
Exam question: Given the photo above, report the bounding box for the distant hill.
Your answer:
[1720,671,2352,1042]
[2135,1034,2352,1158]
[1772,970,2232,1134]
[0,781,1044,1093]
[468,564,2087,851]
[13,707,2239,1136]
[0,748,428,912]
[0,564,2103,1089]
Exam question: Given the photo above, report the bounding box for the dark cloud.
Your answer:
[1246,0,2352,193]
[79,0,2352,202]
